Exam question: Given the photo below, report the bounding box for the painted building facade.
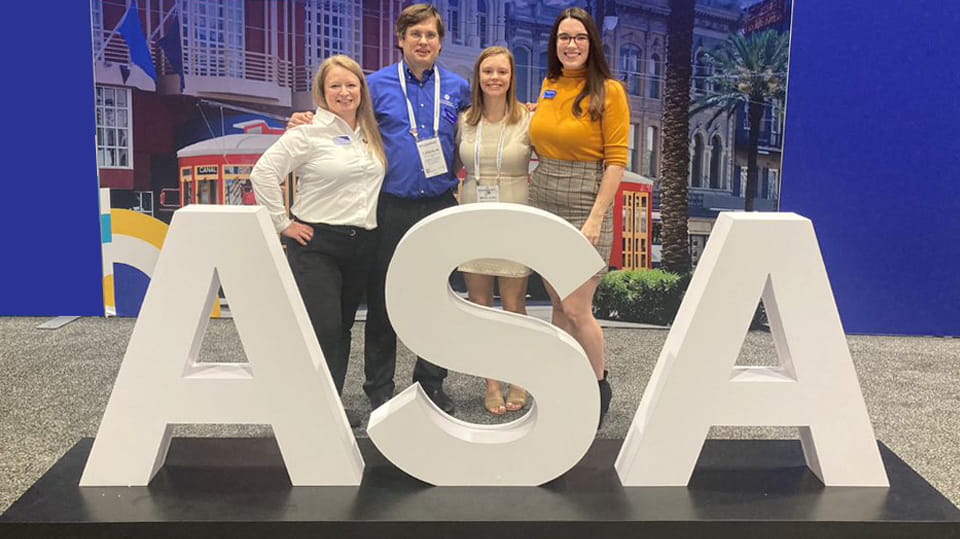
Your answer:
[90,0,786,267]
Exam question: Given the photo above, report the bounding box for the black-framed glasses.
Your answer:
[557,34,589,44]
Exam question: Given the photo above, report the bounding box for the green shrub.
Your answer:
[595,269,768,328]
[594,270,690,325]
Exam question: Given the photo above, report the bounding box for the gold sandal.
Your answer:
[485,387,506,415]
[505,385,527,412]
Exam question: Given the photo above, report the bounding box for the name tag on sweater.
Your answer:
[542,90,557,100]
[332,135,352,146]
[477,184,500,203]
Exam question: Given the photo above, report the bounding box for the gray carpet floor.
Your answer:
[1,315,958,513]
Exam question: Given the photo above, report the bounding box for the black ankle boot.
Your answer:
[598,370,612,429]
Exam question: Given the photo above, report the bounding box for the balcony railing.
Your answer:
[652,186,778,214]
[174,46,294,89]
[94,29,294,90]
[94,29,139,66]
[736,128,783,149]
[294,65,315,93]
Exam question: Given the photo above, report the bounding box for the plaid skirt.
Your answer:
[529,157,612,275]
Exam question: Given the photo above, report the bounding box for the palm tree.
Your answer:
[691,29,789,211]
[659,0,696,275]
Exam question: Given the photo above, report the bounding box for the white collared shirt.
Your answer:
[250,108,385,233]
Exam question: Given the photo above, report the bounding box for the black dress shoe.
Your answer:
[598,370,613,429]
[369,393,390,410]
[345,408,363,428]
[424,386,456,414]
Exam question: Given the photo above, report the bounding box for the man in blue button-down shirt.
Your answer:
[290,4,470,415]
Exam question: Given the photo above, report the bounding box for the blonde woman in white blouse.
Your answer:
[251,55,387,397]
[456,46,534,415]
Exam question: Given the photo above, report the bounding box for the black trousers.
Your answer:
[362,190,457,400]
[285,221,375,395]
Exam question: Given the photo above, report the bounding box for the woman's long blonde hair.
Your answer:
[312,55,387,168]
[464,46,524,127]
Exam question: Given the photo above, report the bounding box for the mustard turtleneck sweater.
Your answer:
[529,68,630,167]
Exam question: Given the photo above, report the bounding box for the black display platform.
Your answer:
[2,437,959,539]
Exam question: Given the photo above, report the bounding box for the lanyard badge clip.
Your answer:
[399,62,447,178]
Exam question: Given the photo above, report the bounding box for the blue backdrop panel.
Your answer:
[0,3,104,316]
[113,264,150,318]
[781,2,960,336]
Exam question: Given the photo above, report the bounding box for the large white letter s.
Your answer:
[368,204,603,486]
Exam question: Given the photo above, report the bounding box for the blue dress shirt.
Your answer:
[368,61,471,199]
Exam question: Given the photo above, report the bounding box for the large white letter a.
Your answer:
[80,206,362,487]
[615,212,889,487]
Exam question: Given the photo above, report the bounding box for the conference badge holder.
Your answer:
[476,184,500,203]
[417,137,449,178]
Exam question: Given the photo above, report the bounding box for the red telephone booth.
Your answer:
[611,172,654,271]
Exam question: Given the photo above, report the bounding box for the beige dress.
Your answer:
[456,108,533,277]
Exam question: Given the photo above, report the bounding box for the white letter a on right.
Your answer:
[615,212,889,487]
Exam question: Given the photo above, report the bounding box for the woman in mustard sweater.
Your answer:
[529,7,629,428]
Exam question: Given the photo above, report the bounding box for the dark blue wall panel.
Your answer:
[0,3,104,316]
[781,2,960,335]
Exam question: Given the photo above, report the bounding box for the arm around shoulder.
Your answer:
[287,111,314,129]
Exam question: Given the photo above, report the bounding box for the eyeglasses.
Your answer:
[557,34,589,45]
[407,30,439,42]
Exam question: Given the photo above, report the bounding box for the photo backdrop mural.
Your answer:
[88,0,791,315]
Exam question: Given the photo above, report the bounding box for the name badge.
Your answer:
[332,135,352,145]
[416,137,449,178]
[542,90,557,100]
[477,184,500,203]
[442,107,458,125]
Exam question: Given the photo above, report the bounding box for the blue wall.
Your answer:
[0,5,281,319]
[0,3,104,316]
[780,1,960,336]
